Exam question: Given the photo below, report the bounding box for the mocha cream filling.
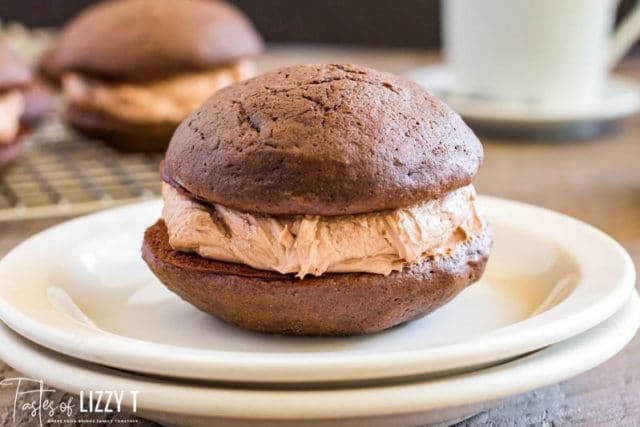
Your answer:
[0,90,25,144]
[63,60,255,123]
[162,183,484,278]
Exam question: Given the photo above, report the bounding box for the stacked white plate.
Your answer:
[0,196,637,426]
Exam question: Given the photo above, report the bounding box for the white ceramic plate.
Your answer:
[407,65,640,124]
[0,197,634,383]
[0,292,637,427]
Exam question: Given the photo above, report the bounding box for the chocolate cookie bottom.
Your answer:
[142,220,492,336]
[66,105,178,153]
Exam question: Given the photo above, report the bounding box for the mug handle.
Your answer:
[608,1,640,69]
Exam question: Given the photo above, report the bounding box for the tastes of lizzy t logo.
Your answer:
[0,377,140,426]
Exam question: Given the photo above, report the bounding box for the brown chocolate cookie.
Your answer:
[38,46,61,84]
[48,0,263,81]
[164,64,483,216]
[66,105,178,152]
[142,220,491,336]
[0,39,32,90]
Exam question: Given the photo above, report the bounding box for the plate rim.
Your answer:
[0,196,635,383]
[0,291,637,420]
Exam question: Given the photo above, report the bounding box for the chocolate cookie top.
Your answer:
[0,39,32,90]
[164,64,483,216]
[47,0,263,81]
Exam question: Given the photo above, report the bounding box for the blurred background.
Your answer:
[4,0,637,47]
[12,1,442,45]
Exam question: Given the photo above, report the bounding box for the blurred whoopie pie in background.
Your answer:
[20,78,58,127]
[0,38,32,173]
[142,64,492,336]
[45,0,264,152]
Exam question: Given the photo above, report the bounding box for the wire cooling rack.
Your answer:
[0,120,162,222]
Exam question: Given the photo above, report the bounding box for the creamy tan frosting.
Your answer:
[0,90,25,144]
[162,183,484,278]
[63,60,255,123]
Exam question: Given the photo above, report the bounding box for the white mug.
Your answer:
[442,0,640,109]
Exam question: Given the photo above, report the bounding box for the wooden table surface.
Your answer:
[1,46,639,426]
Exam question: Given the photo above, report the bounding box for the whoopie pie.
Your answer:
[142,64,492,336]
[45,0,263,152]
[0,38,32,173]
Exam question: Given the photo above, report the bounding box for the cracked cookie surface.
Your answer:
[164,64,483,216]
